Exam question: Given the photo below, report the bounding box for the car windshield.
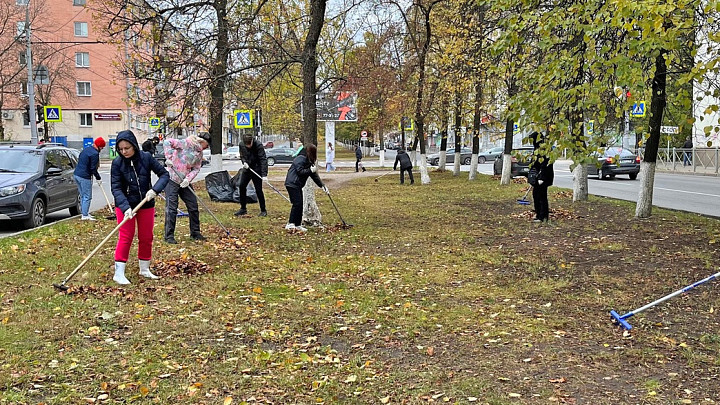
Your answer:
[0,149,42,173]
[228,147,238,153]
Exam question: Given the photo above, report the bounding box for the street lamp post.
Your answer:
[24,2,39,145]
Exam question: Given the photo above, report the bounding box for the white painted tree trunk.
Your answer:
[572,163,588,202]
[209,154,222,173]
[500,154,512,185]
[635,161,655,218]
[468,153,477,180]
[302,181,323,226]
[453,153,460,175]
[411,150,417,167]
[419,154,431,184]
[438,151,447,170]
[380,150,385,167]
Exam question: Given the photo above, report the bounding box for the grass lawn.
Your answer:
[1,170,719,404]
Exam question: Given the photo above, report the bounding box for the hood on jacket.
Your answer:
[397,149,407,156]
[115,130,140,156]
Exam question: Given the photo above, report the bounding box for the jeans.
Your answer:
[238,171,266,211]
[115,207,155,262]
[684,152,692,166]
[164,181,201,240]
[326,162,335,172]
[286,186,303,226]
[74,175,93,216]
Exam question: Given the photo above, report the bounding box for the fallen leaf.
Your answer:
[224,397,233,405]
[344,375,357,383]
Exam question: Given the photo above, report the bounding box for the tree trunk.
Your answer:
[208,0,229,172]
[572,164,588,201]
[469,131,479,180]
[453,91,462,176]
[636,51,667,218]
[438,131,447,170]
[500,117,514,184]
[299,0,327,224]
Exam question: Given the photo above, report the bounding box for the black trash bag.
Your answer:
[230,170,258,204]
[205,171,236,202]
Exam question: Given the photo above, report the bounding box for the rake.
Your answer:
[610,269,720,330]
[97,179,116,220]
[246,166,291,203]
[167,165,231,236]
[517,186,532,205]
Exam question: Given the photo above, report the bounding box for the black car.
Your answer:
[588,147,640,180]
[493,147,533,177]
[265,147,297,166]
[0,143,81,229]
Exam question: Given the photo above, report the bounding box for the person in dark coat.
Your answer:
[74,137,106,220]
[683,136,693,166]
[284,144,328,232]
[234,134,269,217]
[393,149,414,184]
[529,132,554,223]
[110,130,169,285]
[355,144,366,172]
[142,136,160,156]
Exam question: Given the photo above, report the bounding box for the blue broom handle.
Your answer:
[626,270,720,317]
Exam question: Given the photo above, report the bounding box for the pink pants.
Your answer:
[114,207,155,262]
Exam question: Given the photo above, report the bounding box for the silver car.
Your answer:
[426,148,472,166]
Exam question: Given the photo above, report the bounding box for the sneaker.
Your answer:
[234,208,247,216]
[164,237,178,244]
[191,234,207,241]
[258,211,268,217]
[532,219,542,223]
[80,215,96,221]
[284,223,296,230]
[296,225,308,232]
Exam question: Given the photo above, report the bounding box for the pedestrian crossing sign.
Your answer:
[234,110,253,129]
[630,101,646,117]
[149,117,160,128]
[44,106,62,122]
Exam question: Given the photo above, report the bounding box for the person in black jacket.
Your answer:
[529,132,554,223]
[142,136,159,156]
[234,134,269,217]
[355,144,366,172]
[73,137,106,220]
[284,143,328,232]
[111,130,169,285]
[682,136,693,166]
[393,149,414,184]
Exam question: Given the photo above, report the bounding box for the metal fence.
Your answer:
[638,148,720,176]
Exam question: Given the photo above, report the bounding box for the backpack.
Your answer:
[528,167,539,187]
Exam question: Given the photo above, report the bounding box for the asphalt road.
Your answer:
[2,154,719,238]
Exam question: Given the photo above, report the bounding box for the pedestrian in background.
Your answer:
[74,137,106,220]
[163,132,210,244]
[142,136,160,156]
[393,148,414,184]
[326,142,336,172]
[683,136,693,166]
[235,134,269,217]
[284,144,328,232]
[110,130,169,285]
[529,132,554,223]
[355,144,366,172]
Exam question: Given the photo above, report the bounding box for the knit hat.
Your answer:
[198,132,212,146]
[94,137,106,148]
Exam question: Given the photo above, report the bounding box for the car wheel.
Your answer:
[69,192,81,216]
[478,156,486,164]
[432,158,439,166]
[23,197,46,229]
[463,157,471,165]
[629,173,638,180]
[267,157,275,166]
[601,169,610,180]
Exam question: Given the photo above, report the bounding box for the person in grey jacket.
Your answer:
[393,149,414,184]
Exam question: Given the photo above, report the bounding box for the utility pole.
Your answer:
[25,2,39,145]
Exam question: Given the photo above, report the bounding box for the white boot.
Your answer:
[113,262,131,285]
[138,260,160,280]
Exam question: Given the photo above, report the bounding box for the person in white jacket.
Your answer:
[326,142,336,172]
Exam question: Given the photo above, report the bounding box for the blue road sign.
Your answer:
[149,117,160,128]
[234,110,253,128]
[44,106,62,122]
[631,101,646,117]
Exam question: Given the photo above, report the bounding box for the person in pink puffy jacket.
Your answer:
[162,132,211,243]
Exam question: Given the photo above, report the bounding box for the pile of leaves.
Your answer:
[62,284,131,298]
[152,257,212,277]
[510,207,580,220]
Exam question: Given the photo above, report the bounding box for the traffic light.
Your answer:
[36,105,44,122]
[22,105,30,123]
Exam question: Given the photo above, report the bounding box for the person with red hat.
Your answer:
[73,137,106,220]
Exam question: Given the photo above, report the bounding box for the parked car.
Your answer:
[588,146,640,180]
[265,147,297,166]
[478,146,504,163]
[223,146,241,160]
[493,147,534,177]
[426,147,473,166]
[0,143,81,229]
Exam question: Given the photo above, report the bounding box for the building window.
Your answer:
[74,22,88,37]
[75,52,89,67]
[73,0,86,5]
[20,81,28,96]
[16,0,29,5]
[19,51,26,66]
[17,22,26,38]
[79,113,92,127]
[76,81,91,96]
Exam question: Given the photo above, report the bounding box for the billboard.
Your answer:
[316,91,358,122]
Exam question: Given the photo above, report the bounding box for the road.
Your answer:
[2,154,719,238]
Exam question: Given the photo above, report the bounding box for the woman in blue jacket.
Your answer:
[110,130,169,285]
[284,143,328,232]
